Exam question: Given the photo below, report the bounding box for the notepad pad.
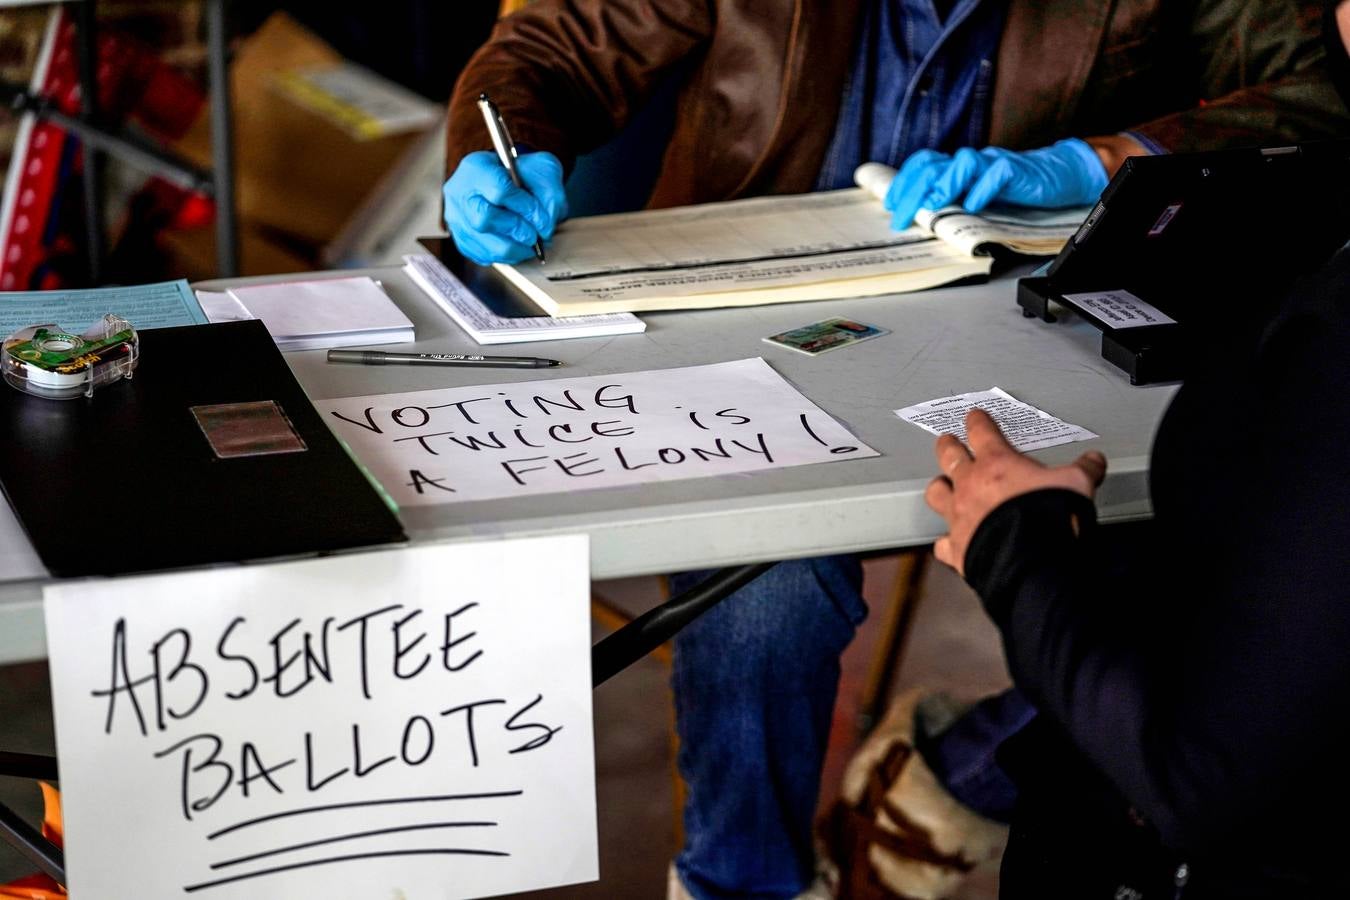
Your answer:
[227,276,415,351]
[403,251,645,344]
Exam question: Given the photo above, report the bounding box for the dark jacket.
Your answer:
[448,0,1350,207]
[964,250,1350,897]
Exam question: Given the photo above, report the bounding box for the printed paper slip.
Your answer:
[0,279,207,334]
[895,387,1097,452]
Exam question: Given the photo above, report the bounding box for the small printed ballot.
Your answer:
[43,538,596,900]
[895,387,1097,452]
[763,317,890,356]
[318,357,879,507]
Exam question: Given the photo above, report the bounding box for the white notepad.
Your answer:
[227,276,415,351]
[402,253,644,345]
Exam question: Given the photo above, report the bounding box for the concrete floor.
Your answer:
[0,554,1011,898]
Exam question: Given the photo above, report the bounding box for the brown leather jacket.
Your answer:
[448,0,1350,208]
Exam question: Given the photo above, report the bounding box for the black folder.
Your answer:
[0,319,406,578]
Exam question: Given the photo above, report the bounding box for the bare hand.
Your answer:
[924,409,1107,576]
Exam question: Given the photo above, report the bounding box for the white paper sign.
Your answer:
[44,538,596,900]
[318,358,878,506]
[1062,289,1176,329]
[895,387,1098,452]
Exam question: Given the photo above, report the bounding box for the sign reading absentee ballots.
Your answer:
[317,358,879,507]
[43,538,595,900]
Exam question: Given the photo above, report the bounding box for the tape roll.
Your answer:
[2,316,139,400]
[13,358,91,390]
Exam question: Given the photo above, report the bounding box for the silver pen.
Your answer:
[328,350,561,369]
[477,91,547,264]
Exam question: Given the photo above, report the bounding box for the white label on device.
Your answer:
[1062,289,1176,329]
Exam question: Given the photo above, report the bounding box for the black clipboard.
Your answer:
[0,319,406,578]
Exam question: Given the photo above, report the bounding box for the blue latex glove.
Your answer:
[885,139,1108,230]
[443,150,569,265]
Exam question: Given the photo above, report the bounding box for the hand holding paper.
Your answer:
[923,409,1106,575]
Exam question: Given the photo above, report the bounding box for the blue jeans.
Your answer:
[670,556,866,900]
[668,556,1031,899]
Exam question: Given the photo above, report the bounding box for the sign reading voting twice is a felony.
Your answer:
[43,538,596,900]
[317,358,880,507]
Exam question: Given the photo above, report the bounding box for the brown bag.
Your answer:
[823,690,1007,900]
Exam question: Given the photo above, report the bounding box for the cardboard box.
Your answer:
[166,12,431,275]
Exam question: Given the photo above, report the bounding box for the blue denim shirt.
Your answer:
[816,0,1008,190]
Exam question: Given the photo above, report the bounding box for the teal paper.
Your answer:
[0,279,208,335]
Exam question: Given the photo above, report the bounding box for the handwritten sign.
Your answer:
[318,358,878,506]
[43,538,596,900]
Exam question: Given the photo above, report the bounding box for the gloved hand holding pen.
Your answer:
[442,150,569,265]
[880,138,1115,231]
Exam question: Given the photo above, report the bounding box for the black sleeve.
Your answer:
[964,489,1173,832]
[964,310,1350,859]
[1325,0,1350,112]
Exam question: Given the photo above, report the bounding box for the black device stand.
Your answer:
[1017,141,1350,385]
[1017,276,1188,385]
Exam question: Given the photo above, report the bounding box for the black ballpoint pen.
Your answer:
[328,350,561,369]
[477,91,548,264]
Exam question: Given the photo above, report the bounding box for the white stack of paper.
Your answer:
[194,289,253,324]
[402,253,645,344]
[226,276,414,351]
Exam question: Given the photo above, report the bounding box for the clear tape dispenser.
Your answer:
[3,314,139,399]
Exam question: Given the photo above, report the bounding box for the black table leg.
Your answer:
[591,562,775,687]
[0,752,63,886]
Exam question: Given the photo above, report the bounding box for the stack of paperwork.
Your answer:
[402,252,645,344]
